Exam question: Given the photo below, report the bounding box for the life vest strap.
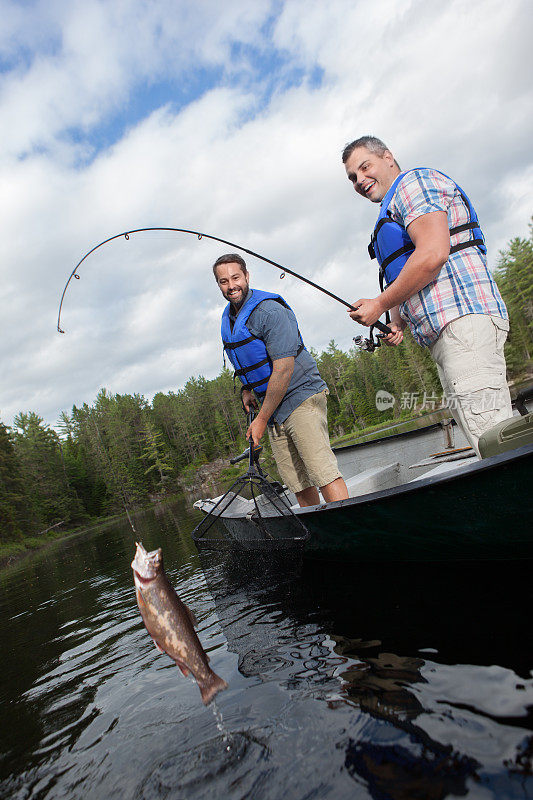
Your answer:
[373,215,393,237]
[234,342,305,379]
[380,235,485,274]
[234,356,271,376]
[223,334,258,350]
[379,243,414,273]
[246,376,269,391]
[377,220,485,273]
[449,237,486,255]
[449,220,479,236]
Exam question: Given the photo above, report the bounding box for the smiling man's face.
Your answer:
[215,262,250,310]
[344,146,400,203]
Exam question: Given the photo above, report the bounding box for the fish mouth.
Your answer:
[133,570,154,585]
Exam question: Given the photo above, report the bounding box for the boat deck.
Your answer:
[194,419,478,518]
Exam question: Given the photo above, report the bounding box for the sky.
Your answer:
[1,0,532,429]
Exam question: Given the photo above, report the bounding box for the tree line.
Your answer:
[1,224,531,544]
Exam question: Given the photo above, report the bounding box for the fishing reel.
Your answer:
[353,329,385,353]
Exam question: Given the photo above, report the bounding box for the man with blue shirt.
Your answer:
[342,135,512,455]
[213,253,348,507]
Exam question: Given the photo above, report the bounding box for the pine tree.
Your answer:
[12,412,84,527]
[494,220,533,376]
[0,422,32,541]
[140,414,174,491]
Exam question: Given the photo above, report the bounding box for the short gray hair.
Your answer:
[341,136,399,167]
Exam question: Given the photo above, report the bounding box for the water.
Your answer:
[0,497,532,799]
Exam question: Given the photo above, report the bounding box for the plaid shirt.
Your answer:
[388,168,508,346]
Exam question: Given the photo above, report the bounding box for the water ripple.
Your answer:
[1,511,532,800]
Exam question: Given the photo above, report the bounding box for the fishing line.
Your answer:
[56,226,391,336]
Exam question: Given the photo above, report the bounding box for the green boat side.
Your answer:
[295,444,533,562]
[194,403,533,563]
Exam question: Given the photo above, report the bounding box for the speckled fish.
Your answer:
[131,542,227,705]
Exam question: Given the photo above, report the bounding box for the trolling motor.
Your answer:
[191,408,310,545]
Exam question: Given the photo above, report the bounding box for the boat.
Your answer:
[193,386,533,563]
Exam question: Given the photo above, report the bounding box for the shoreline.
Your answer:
[3,386,530,576]
[0,488,206,576]
[0,515,127,574]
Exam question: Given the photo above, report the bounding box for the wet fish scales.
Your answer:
[132,542,227,704]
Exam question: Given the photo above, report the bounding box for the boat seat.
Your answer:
[344,462,401,498]
[287,462,403,508]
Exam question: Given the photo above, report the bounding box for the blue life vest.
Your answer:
[221,290,304,396]
[368,169,487,289]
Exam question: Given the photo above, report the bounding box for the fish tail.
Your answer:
[199,669,228,705]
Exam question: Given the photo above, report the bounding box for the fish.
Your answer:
[131,542,227,705]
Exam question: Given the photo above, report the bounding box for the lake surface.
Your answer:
[1,497,532,799]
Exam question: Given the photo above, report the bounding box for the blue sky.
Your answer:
[1,0,531,428]
[64,24,325,160]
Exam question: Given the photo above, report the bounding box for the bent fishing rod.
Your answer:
[57,226,391,339]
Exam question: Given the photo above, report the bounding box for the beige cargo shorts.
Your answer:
[268,389,342,493]
[429,314,513,454]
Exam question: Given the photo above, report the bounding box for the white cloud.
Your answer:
[0,0,273,158]
[0,0,531,427]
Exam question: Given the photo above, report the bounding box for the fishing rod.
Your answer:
[56,226,391,339]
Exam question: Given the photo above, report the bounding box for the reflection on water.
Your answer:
[0,497,532,799]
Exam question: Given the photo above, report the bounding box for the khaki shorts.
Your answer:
[429,314,512,455]
[268,390,342,493]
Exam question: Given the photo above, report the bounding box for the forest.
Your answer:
[1,225,532,546]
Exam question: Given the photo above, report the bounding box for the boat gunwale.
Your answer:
[210,442,532,520]
[332,417,452,455]
[293,442,533,517]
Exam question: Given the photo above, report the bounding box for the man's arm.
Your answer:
[246,356,294,446]
[348,211,450,327]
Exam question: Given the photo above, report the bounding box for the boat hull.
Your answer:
[200,445,533,563]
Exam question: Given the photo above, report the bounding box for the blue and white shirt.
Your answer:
[389,168,508,346]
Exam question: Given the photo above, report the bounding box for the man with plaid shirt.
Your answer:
[342,135,512,455]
